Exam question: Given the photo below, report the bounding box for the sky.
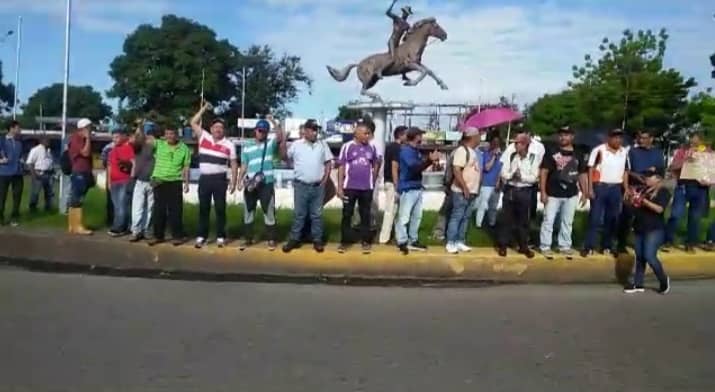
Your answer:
[0,0,713,120]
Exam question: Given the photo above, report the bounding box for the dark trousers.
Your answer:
[497,186,532,250]
[341,189,373,244]
[197,174,228,239]
[633,229,667,287]
[243,183,276,241]
[105,188,114,226]
[0,175,24,223]
[153,181,184,240]
[29,172,54,211]
[584,183,623,251]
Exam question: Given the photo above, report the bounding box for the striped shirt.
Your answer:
[241,137,278,185]
[198,130,237,176]
[152,140,192,182]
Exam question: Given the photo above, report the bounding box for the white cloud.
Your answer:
[0,0,172,33]
[237,0,715,117]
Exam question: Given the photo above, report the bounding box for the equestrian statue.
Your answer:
[326,0,449,101]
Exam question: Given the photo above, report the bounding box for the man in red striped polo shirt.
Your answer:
[191,102,239,249]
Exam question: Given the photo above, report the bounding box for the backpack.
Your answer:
[60,149,72,175]
[443,145,471,187]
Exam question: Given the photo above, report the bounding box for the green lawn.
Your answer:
[8,181,714,247]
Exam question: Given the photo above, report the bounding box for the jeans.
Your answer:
[30,172,55,211]
[540,195,579,252]
[341,189,373,244]
[446,192,476,244]
[633,229,667,287]
[131,180,154,236]
[395,189,423,245]
[69,172,92,208]
[152,181,184,240]
[0,175,24,222]
[198,174,228,239]
[584,183,623,251]
[289,181,325,243]
[497,186,532,249]
[110,182,131,233]
[243,182,276,241]
[474,186,497,228]
[665,184,708,245]
[378,182,398,244]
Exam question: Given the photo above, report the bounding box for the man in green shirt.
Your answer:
[145,126,191,246]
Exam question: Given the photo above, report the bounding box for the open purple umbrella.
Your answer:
[460,108,523,130]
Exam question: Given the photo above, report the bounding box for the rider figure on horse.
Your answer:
[378,0,413,79]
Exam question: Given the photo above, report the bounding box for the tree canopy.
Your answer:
[0,61,15,115]
[526,29,696,137]
[108,14,311,127]
[22,83,112,127]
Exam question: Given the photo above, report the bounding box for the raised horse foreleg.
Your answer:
[402,63,448,90]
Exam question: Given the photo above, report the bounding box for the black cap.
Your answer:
[608,128,624,137]
[558,126,574,134]
[303,119,320,131]
[211,118,226,126]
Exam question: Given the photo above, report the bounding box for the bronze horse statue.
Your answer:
[326,18,448,101]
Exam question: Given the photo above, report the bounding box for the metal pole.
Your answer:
[241,66,246,139]
[59,0,71,212]
[12,16,21,120]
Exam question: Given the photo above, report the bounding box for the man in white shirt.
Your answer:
[496,132,540,258]
[26,138,55,213]
[582,128,629,257]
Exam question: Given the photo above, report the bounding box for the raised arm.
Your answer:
[386,0,399,20]
[190,102,211,139]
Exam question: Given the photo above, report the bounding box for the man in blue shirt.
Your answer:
[617,129,665,253]
[395,127,440,254]
[0,121,25,226]
[475,133,502,228]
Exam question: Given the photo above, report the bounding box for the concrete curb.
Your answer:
[2,229,714,285]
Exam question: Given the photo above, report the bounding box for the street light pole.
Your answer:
[59,0,72,213]
[241,66,246,139]
[12,16,22,120]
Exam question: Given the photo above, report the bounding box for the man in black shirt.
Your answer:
[378,126,407,244]
[538,126,589,260]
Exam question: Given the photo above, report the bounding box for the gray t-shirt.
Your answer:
[133,143,155,181]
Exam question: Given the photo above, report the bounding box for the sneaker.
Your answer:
[497,247,507,257]
[239,239,253,251]
[267,240,277,251]
[129,234,144,243]
[704,242,715,252]
[398,243,409,255]
[194,237,206,249]
[408,242,428,252]
[361,242,372,255]
[542,249,555,260]
[456,242,472,253]
[519,247,535,259]
[148,239,165,247]
[337,244,348,254]
[580,249,593,258]
[661,242,673,253]
[561,249,575,260]
[445,243,459,254]
[684,245,696,254]
[172,238,185,247]
[108,230,124,238]
[282,241,299,254]
[658,277,671,295]
[217,238,226,248]
[9,220,19,227]
[623,284,645,294]
[313,243,325,253]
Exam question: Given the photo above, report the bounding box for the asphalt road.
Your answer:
[1,268,714,392]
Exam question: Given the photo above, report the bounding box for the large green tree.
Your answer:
[0,60,15,114]
[527,29,695,136]
[685,92,715,140]
[21,83,112,127]
[108,15,311,127]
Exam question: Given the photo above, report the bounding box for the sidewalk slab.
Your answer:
[1,229,714,285]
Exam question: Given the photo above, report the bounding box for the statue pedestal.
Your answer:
[345,101,415,157]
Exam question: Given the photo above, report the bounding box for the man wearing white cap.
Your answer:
[66,118,94,235]
[445,127,482,254]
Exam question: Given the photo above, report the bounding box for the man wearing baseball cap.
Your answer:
[237,115,285,251]
[66,118,94,235]
[191,103,239,249]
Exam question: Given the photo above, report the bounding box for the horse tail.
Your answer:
[326,64,357,82]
